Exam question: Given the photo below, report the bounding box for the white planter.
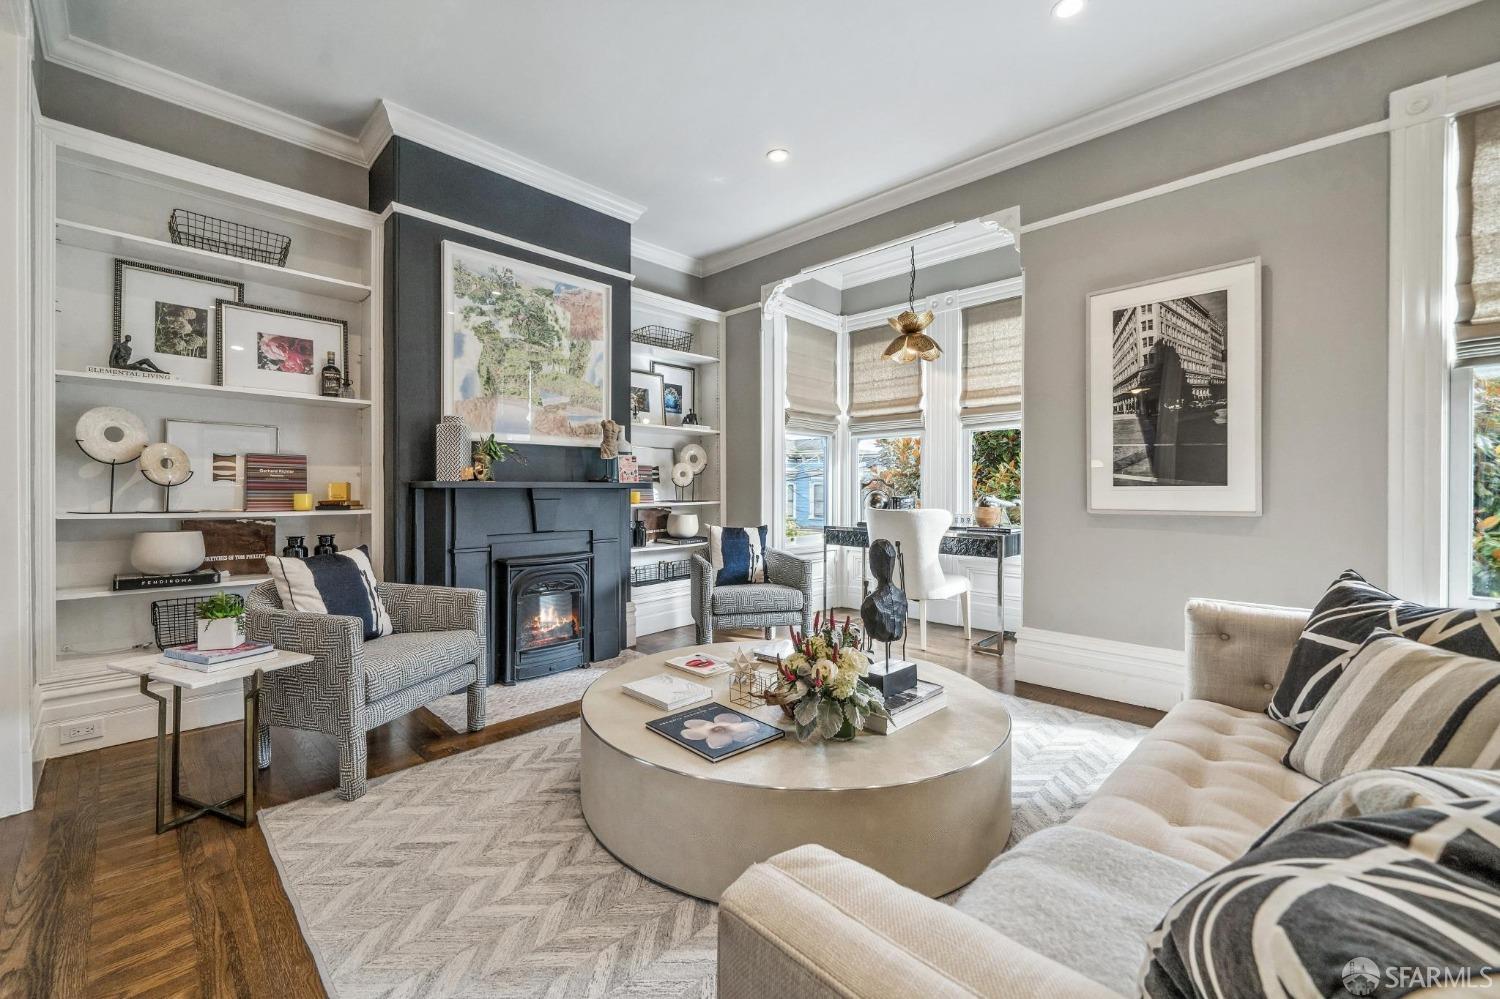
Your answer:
[197,616,245,651]
[666,512,699,539]
[130,530,206,575]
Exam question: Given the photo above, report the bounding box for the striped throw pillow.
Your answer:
[1269,569,1500,730]
[1141,798,1500,999]
[1255,767,1500,846]
[1287,631,1500,781]
[265,544,392,641]
[709,525,767,586]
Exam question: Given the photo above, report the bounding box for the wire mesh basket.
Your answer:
[629,559,693,588]
[151,593,243,649]
[630,324,694,353]
[168,209,292,267]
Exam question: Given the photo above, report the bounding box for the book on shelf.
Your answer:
[159,650,278,673]
[864,679,946,734]
[645,702,785,762]
[620,673,714,711]
[653,536,707,546]
[243,453,307,512]
[112,569,222,591]
[163,640,274,666]
[664,654,732,678]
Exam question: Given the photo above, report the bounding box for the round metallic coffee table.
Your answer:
[579,643,1013,901]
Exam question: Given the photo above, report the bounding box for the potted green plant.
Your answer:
[471,434,520,481]
[196,592,245,651]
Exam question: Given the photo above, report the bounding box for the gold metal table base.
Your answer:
[139,670,263,834]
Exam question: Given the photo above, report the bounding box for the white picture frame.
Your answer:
[651,360,696,426]
[113,259,244,386]
[216,300,348,397]
[163,419,279,512]
[1086,258,1261,515]
[441,241,613,447]
[630,369,665,426]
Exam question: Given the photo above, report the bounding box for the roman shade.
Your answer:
[784,318,839,429]
[961,297,1023,418]
[847,325,923,427]
[1456,104,1500,366]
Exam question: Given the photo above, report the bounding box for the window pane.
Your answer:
[972,428,1021,523]
[1471,370,1500,599]
[856,435,921,508]
[785,433,829,544]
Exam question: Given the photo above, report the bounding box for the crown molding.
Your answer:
[630,238,704,278]
[33,0,367,164]
[364,100,646,223]
[698,0,1483,276]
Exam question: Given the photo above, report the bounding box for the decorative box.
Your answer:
[864,656,918,698]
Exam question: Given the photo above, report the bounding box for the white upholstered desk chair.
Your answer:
[865,508,971,650]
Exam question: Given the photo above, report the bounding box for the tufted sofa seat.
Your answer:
[719,599,1316,998]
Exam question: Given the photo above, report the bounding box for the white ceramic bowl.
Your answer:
[130,530,206,575]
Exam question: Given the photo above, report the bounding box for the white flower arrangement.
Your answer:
[769,613,890,742]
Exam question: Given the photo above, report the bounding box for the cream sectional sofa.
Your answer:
[718,599,1317,999]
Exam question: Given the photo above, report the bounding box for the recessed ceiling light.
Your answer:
[766,148,790,164]
[1052,0,1085,18]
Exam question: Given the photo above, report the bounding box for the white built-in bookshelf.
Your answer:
[31,119,382,758]
[628,290,726,637]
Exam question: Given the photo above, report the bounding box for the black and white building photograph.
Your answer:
[1110,290,1229,487]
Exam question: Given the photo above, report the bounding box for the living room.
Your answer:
[1,0,1499,996]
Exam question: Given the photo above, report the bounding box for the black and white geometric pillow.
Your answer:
[1141,797,1500,999]
[265,544,392,641]
[1268,569,1500,729]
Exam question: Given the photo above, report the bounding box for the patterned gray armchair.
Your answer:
[691,551,815,644]
[244,580,487,801]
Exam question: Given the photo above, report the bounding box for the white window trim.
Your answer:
[1388,60,1500,603]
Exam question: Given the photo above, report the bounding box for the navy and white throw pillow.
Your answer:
[265,544,392,640]
[1268,569,1500,730]
[709,525,767,586]
[1141,797,1500,999]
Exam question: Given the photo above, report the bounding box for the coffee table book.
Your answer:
[645,703,785,763]
[620,673,712,711]
[664,653,732,678]
[865,679,946,734]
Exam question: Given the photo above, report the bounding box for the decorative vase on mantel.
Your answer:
[435,416,466,482]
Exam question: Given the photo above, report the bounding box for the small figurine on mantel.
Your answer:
[597,419,624,481]
[108,335,169,374]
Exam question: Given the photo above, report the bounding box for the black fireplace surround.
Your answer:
[409,481,631,685]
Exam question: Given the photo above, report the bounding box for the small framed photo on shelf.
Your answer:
[113,259,245,386]
[651,360,695,427]
[163,419,278,511]
[630,369,665,425]
[215,300,348,397]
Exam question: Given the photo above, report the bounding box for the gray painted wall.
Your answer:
[787,278,840,314]
[723,307,763,527]
[840,246,1022,316]
[36,58,367,206]
[699,1,1500,653]
[631,257,704,302]
[1025,136,1388,649]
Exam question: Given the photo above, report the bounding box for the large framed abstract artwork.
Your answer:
[1086,258,1261,515]
[441,241,612,447]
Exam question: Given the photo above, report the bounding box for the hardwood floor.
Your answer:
[0,615,1161,997]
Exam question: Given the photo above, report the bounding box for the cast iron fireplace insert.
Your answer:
[497,553,594,684]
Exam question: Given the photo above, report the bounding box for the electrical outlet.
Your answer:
[60,719,104,744]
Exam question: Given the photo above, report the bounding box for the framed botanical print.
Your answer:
[441,241,612,446]
[163,419,279,512]
[113,259,244,386]
[651,360,695,426]
[1086,258,1261,515]
[216,300,348,396]
[630,369,664,425]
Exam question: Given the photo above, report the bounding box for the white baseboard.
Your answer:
[34,673,246,760]
[1013,627,1185,711]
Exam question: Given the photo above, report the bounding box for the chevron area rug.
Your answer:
[426,651,641,734]
[261,693,1147,998]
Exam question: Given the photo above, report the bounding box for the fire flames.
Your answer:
[520,600,579,649]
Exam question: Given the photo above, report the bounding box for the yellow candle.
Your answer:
[327,481,350,502]
[292,492,314,511]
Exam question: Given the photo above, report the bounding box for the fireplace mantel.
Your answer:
[409,481,631,683]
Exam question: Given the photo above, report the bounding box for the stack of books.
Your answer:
[112,569,221,591]
[620,673,713,711]
[654,536,707,546]
[161,640,276,673]
[865,679,946,734]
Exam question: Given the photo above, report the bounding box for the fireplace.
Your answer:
[498,553,594,684]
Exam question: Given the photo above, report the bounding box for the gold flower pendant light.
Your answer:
[882,246,941,363]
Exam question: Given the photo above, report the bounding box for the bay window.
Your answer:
[855,433,922,508]
[785,431,830,545]
[969,426,1021,522]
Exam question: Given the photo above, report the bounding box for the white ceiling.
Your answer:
[43,0,1472,271]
